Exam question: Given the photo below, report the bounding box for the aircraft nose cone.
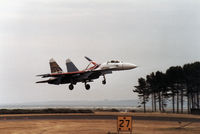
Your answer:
[123,63,137,70]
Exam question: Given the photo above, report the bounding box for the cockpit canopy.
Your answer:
[107,60,121,63]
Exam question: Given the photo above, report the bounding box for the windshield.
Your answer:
[108,60,120,63]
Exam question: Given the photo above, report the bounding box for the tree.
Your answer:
[166,66,185,113]
[133,78,149,112]
[134,61,200,114]
[146,73,157,112]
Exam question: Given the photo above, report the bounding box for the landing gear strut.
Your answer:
[69,84,74,90]
[102,75,106,85]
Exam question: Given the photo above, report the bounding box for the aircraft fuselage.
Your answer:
[36,57,137,90]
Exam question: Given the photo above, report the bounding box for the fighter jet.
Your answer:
[36,57,137,90]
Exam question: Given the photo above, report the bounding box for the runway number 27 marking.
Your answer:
[117,116,132,133]
[119,119,130,127]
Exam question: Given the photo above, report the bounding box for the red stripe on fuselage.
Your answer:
[50,70,85,76]
[86,64,98,71]
[50,64,99,76]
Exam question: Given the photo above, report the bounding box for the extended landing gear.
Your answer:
[68,83,90,90]
[102,80,106,85]
[69,84,74,90]
[102,75,106,85]
[85,83,90,90]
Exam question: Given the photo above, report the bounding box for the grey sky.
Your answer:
[0,0,200,104]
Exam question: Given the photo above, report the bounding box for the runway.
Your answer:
[1,113,200,122]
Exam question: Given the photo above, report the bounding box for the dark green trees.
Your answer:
[133,78,149,112]
[183,62,200,113]
[134,62,200,113]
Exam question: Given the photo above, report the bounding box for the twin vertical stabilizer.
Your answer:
[66,59,79,72]
[49,58,63,73]
[49,58,79,73]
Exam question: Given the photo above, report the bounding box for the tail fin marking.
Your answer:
[49,58,63,73]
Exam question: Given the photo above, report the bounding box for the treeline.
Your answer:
[133,62,200,113]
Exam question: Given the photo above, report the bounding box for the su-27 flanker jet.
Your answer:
[36,57,137,90]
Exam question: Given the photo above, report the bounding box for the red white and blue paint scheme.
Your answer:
[36,57,137,90]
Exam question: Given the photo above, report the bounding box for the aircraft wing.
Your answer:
[51,71,86,77]
[93,70,112,75]
[36,68,112,85]
[49,70,111,79]
[36,71,86,78]
[79,70,112,81]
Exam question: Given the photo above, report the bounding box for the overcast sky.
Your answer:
[0,0,200,104]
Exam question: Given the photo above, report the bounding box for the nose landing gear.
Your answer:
[102,80,106,85]
[102,75,106,85]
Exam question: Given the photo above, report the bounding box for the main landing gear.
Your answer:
[69,84,74,90]
[68,83,90,90]
[102,75,106,85]
[85,83,90,90]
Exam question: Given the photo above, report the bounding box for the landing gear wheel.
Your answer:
[85,84,90,90]
[69,84,74,90]
[102,80,106,85]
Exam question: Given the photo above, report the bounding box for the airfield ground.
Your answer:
[0,112,200,134]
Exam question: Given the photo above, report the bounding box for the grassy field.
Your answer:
[0,113,200,134]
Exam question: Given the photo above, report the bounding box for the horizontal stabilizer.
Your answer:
[36,77,58,83]
[66,59,79,72]
[36,74,50,78]
[36,80,49,83]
